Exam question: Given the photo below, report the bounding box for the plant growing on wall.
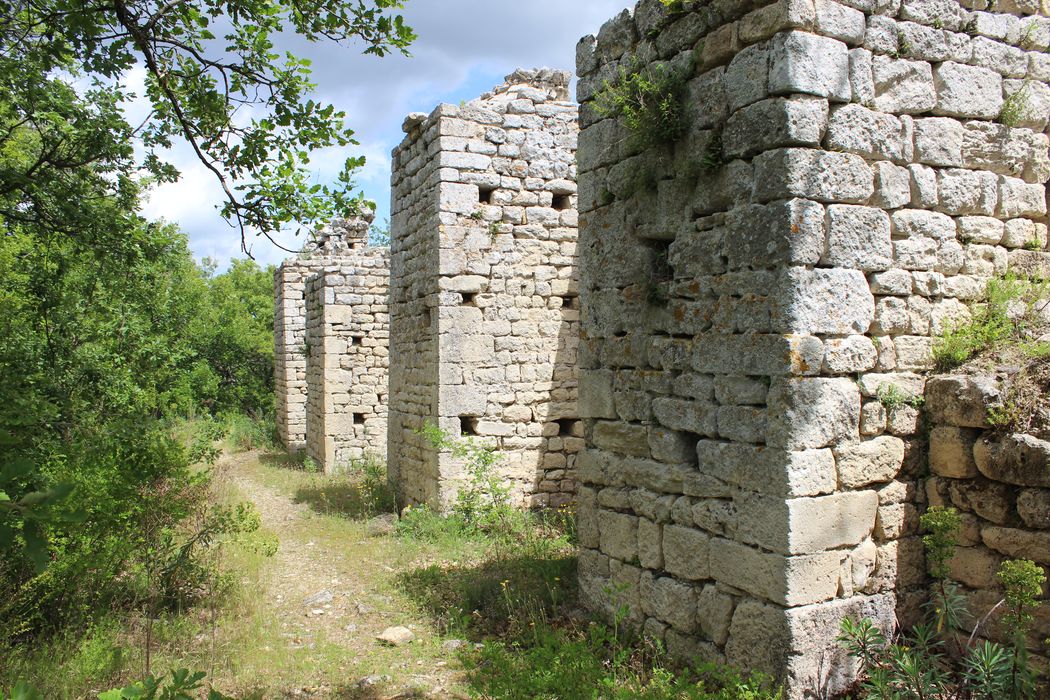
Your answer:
[839,506,1045,699]
[594,60,689,149]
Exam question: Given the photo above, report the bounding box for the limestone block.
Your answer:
[713,375,769,405]
[929,427,980,479]
[648,426,698,464]
[753,148,873,203]
[974,434,1050,487]
[948,478,1015,525]
[598,509,638,561]
[638,519,663,569]
[913,117,964,167]
[958,216,1005,245]
[771,267,875,335]
[723,96,828,158]
[925,375,1001,428]
[823,204,893,271]
[936,169,998,216]
[823,336,879,374]
[871,161,912,209]
[861,400,888,436]
[592,421,650,458]
[892,209,956,240]
[1018,490,1050,530]
[579,370,616,419]
[849,48,874,104]
[724,199,825,269]
[662,525,711,580]
[1002,219,1042,249]
[814,0,866,44]
[998,176,1047,218]
[1003,79,1050,130]
[697,585,736,646]
[834,436,906,489]
[739,0,818,44]
[691,333,824,376]
[725,43,771,112]
[684,68,728,131]
[1009,249,1050,278]
[908,163,939,209]
[641,574,698,633]
[933,62,1004,119]
[825,104,911,162]
[982,527,1050,565]
[709,538,843,606]
[769,30,851,101]
[717,405,768,444]
[696,441,837,497]
[872,56,937,114]
[652,397,718,437]
[767,377,861,450]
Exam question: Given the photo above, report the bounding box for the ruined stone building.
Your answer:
[274,213,390,471]
[387,69,581,510]
[575,0,1049,695]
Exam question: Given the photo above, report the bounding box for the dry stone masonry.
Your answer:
[275,213,390,471]
[387,69,581,509]
[576,0,1048,695]
[926,373,1050,668]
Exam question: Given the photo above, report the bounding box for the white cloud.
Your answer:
[141,0,635,269]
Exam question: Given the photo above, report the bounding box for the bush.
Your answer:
[595,60,690,148]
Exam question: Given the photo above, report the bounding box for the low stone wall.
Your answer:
[304,255,390,472]
[926,373,1050,664]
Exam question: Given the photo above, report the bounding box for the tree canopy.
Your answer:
[0,0,415,251]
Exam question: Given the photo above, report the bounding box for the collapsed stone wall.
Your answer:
[576,0,1048,695]
[926,373,1050,665]
[275,213,390,470]
[388,69,581,509]
[303,252,390,471]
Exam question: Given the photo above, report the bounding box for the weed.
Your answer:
[488,221,501,238]
[988,400,1023,430]
[302,456,320,473]
[697,128,724,171]
[999,82,1031,127]
[877,384,925,411]
[1023,237,1043,251]
[595,60,689,148]
[895,31,913,58]
[469,210,484,221]
[932,273,1049,371]
[1019,20,1040,50]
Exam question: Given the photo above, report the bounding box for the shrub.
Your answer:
[595,60,689,148]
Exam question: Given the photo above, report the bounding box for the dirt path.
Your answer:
[212,452,465,699]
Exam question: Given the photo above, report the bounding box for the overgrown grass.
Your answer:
[932,274,1049,371]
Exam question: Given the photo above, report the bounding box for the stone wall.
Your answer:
[388,69,581,509]
[303,252,390,472]
[275,213,390,470]
[926,373,1050,665]
[576,0,1048,695]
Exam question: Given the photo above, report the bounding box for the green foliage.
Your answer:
[351,455,397,516]
[999,82,1032,127]
[877,384,925,411]
[997,559,1045,633]
[932,274,1049,371]
[99,668,234,700]
[0,0,415,246]
[595,61,689,148]
[369,218,392,247]
[841,507,1042,699]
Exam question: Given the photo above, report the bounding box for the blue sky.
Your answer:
[140,1,635,269]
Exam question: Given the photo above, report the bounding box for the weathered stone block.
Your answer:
[933,62,1004,119]
[769,31,851,101]
[663,524,711,580]
[724,96,828,158]
[767,377,861,450]
[929,426,980,478]
[834,436,906,489]
[823,204,893,271]
[753,148,874,203]
[974,434,1050,487]
[724,199,825,269]
[872,56,936,114]
[771,267,875,335]
[925,375,1001,428]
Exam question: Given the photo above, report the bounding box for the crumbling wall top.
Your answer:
[301,208,376,257]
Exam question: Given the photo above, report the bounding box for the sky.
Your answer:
[139,0,636,270]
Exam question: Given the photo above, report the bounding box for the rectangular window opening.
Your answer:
[560,295,577,310]
[353,413,366,426]
[556,418,578,437]
[479,187,495,204]
[460,416,479,436]
[461,292,477,306]
[552,194,571,211]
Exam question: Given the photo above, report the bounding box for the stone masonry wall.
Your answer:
[388,69,581,510]
[926,373,1050,665]
[576,0,1048,696]
[303,252,390,472]
[275,213,390,469]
